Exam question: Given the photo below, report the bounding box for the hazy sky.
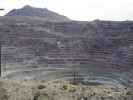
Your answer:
[0,0,133,21]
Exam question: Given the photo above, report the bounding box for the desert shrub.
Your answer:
[35,93,51,100]
[79,96,88,100]
[33,92,40,100]
[101,96,105,100]
[62,85,68,90]
[126,90,133,95]
[81,87,87,91]
[37,85,46,90]
[69,87,76,92]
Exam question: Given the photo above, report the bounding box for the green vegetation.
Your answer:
[126,90,133,95]
[37,85,46,90]
[62,84,68,90]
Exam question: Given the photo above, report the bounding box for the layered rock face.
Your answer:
[1,19,133,70]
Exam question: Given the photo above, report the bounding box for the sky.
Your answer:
[0,0,133,21]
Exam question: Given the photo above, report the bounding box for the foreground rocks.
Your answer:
[0,79,133,100]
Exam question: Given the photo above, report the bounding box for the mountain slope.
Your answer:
[5,5,71,22]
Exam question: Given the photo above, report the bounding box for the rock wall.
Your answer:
[0,18,133,72]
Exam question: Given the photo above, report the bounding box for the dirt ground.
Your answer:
[0,79,133,100]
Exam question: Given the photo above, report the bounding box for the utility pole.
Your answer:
[0,9,3,77]
[0,9,4,77]
[71,64,79,85]
[0,41,1,77]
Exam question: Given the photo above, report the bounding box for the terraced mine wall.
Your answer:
[1,18,133,68]
[0,17,133,86]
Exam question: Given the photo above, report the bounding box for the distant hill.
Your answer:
[5,5,71,22]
